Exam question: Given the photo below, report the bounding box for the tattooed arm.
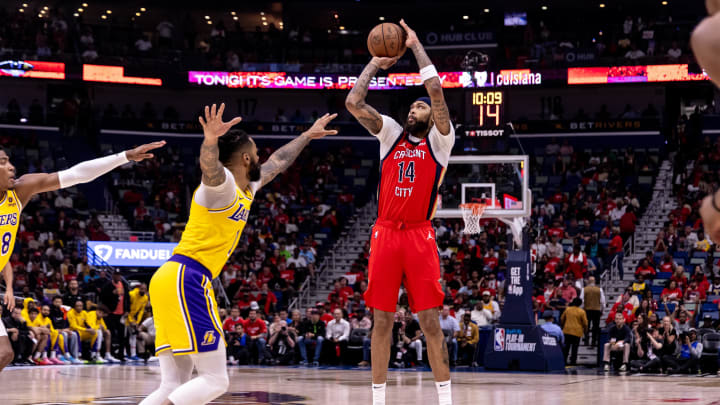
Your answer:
[400,19,451,136]
[345,57,399,134]
[198,103,243,186]
[258,113,338,189]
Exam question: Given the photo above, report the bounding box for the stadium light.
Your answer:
[140,7,146,12]
[233,16,238,20]
[262,16,266,20]
[18,8,24,12]
[262,21,268,26]
[73,12,78,17]
[22,3,28,7]
[82,3,88,6]
[339,25,345,29]
[379,16,385,21]
[135,12,140,16]
[260,12,265,15]
[205,15,210,19]
[101,15,107,19]
[462,15,469,20]
[661,1,668,4]
[208,20,213,25]
[599,3,605,7]
[106,10,112,14]
[231,11,236,15]
[484,8,490,12]
[541,5,547,10]
[334,13,339,19]
[43,6,48,10]
[78,8,83,12]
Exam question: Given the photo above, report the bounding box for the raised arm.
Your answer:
[258,113,338,189]
[13,141,165,207]
[345,57,398,134]
[197,103,242,186]
[399,19,451,135]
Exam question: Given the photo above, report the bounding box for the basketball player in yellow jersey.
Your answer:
[141,103,337,405]
[0,140,164,371]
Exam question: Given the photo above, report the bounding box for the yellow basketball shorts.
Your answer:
[150,254,225,356]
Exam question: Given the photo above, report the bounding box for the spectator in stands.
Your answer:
[661,280,684,304]
[671,266,689,291]
[100,270,129,361]
[439,306,460,366]
[620,206,638,251]
[670,306,696,333]
[625,43,646,60]
[268,315,296,365]
[557,277,578,304]
[658,316,679,373]
[666,330,703,374]
[546,236,564,259]
[658,253,676,273]
[325,309,351,365]
[603,313,632,372]
[608,228,625,279]
[581,276,605,346]
[685,280,707,303]
[2,307,34,365]
[470,301,493,327]
[480,290,501,323]
[561,298,587,366]
[457,313,479,366]
[398,311,423,366]
[223,307,244,333]
[635,259,656,279]
[243,308,269,365]
[298,309,325,366]
[564,245,587,286]
[540,311,564,346]
[630,326,663,373]
[632,274,650,296]
[287,248,307,269]
[228,323,249,365]
[54,190,73,210]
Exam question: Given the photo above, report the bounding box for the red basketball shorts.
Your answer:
[364,219,444,313]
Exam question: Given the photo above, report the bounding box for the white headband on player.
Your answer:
[420,64,439,82]
[58,151,129,188]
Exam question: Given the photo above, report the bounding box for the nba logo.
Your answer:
[494,328,505,351]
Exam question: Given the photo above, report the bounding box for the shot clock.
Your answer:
[472,90,504,128]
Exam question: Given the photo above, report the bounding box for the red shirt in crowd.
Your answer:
[223,316,244,333]
[661,287,684,301]
[671,275,688,291]
[608,235,623,255]
[619,212,637,233]
[635,265,656,277]
[659,261,674,273]
[607,302,635,324]
[280,269,295,283]
[564,253,587,280]
[320,313,334,325]
[547,227,564,239]
[243,318,267,337]
[483,255,499,270]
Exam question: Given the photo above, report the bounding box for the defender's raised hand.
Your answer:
[126,141,166,162]
[302,113,339,139]
[198,103,242,140]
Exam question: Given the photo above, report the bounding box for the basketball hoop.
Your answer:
[459,203,486,235]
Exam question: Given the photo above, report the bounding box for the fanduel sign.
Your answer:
[87,241,177,267]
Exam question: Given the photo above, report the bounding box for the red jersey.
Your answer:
[243,318,267,337]
[374,115,454,222]
[223,316,244,333]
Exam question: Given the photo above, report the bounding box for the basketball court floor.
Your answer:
[3,364,720,405]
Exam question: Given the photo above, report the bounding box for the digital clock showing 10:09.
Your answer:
[471,91,504,128]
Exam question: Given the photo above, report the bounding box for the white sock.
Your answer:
[436,380,452,405]
[33,352,41,360]
[130,335,137,356]
[50,351,57,359]
[372,382,386,405]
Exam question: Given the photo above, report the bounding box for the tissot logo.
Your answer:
[23,391,307,404]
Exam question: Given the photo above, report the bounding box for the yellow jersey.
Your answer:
[127,288,149,324]
[0,190,21,272]
[172,184,255,278]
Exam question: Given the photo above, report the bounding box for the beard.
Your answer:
[404,118,430,137]
[248,158,261,182]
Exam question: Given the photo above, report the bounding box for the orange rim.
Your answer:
[459,203,487,216]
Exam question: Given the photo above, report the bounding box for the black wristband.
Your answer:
[713,190,720,213]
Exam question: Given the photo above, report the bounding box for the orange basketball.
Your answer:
[367,22,406,58]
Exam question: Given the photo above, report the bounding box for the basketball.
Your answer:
[367,22,406,58]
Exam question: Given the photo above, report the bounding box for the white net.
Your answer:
[460,203,486,235]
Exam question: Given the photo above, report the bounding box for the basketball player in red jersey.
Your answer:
[346,20,454,405]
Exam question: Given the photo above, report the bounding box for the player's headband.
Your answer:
[414,97,431,107]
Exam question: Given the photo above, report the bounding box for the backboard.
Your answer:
[435,155,530,219]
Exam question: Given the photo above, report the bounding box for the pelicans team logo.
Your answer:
[0,60,35,77]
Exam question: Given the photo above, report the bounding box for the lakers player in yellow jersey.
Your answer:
[141,103,337,405]
[0,140,164,372]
